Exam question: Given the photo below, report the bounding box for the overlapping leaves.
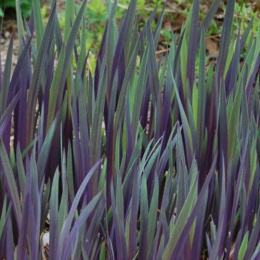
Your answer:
[0,0,259,259]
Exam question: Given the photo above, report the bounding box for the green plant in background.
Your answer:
[0,0,31,17]
[54,0,165,73]
[233,3,260,34]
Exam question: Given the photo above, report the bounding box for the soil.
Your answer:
[1,14,18,72]
[0,0,66,72]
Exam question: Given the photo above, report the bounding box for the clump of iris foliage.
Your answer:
[0,0,260,259]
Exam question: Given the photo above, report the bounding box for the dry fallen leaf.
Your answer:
[206,38,219,57]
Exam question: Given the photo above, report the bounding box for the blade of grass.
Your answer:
[56,160,101,258]
[0,139,22,225]
[47,0,87,130]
